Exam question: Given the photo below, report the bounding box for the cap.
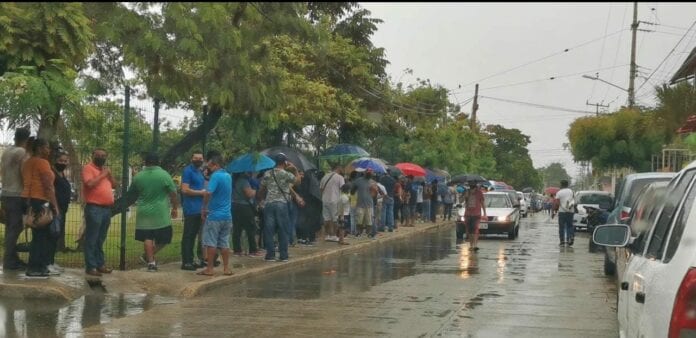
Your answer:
[274,153,288,164]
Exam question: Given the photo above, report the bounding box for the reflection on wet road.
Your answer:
[0,292,177,337]
[7,214,619,337]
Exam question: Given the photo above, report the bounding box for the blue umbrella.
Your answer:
[350,157,387,174]
[425,168,447,183]
[320,144,370,161]
[226,153,276,174]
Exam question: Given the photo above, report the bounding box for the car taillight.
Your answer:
[669,268,696,338]
[620,210,630,222]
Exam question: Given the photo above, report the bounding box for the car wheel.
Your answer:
[508,225,516,240]
[514,225,520,238]
[603,254,616,276]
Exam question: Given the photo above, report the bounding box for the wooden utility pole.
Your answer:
[471,83,479,131]
[628,2,638,109]
[586,100,610,116]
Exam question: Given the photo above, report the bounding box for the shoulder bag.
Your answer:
[22,162,54,229]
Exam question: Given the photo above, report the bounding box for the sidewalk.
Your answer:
[0,220,452,301]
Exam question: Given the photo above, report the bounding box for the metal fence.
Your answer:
[1,86,192,270]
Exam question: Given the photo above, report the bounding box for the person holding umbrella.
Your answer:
[463,181,487,251]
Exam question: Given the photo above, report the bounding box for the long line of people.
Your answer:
[0,128,457,278]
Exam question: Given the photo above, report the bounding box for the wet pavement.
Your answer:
[2,214,618,337]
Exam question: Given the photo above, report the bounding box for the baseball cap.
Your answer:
[274,153,288,164]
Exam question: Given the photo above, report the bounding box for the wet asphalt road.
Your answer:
[1,213,619,337]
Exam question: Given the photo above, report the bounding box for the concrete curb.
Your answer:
[179,221,454,298]
[0,279,81,301]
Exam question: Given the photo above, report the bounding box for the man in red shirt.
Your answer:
[82,148,116,277]
[464,182,487,251]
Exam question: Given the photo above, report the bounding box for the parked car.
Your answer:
[573,190,613,231]
[603,172,676,275]
[481,192,520,239]
[592,163,696,338]
[607,172,676,224]
[516,191,528,217]
[612,181,669,280]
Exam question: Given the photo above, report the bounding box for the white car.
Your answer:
[593,161,696,338]
[480,192,520,239]
[516,191,528,217]
[573,191,613,231]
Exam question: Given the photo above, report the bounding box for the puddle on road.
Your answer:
[209,226,532,301]
[0,292,177,337]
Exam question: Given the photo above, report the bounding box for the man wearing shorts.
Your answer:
[463,182,486,251]
[351,170,378,238]
[127,153,179,272]
[199,154,233,276]
[320,164,345,244]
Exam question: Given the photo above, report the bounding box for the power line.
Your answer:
[479,96,596,115]
[479,64,629,91]
[636,20,696,94]
[591,6,613,101]
[603,5,630,104]
[451,28,628,92]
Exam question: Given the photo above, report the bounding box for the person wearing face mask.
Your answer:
[82,148,116,277]
[47,151,71,275]
[180,151,207,270]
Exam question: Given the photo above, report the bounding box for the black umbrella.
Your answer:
[522,187,534,193]
[450,174,487,185]
[261,146,317,172]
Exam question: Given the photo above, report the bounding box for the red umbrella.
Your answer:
[545,187,560,195]
[395,162,427,177]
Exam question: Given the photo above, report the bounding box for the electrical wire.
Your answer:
[480,96,597,115]
[591,6,613,101]
[635,20,696,94]
[603,5,630,103]
[450,28,629,93]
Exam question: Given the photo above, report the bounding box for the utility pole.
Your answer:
[586,100,610,116]
[628,2,638,109]
[471,83,479,132]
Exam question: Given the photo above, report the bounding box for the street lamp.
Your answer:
[582,74,629,92]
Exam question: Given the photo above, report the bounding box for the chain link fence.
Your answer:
[1,86,192,270]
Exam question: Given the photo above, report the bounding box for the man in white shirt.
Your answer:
[553,180,576,246]
[320,164,345,244]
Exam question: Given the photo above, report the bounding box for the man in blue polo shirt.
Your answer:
[180,151,206,270]
[199,154,233,276]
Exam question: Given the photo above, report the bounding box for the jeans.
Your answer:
[84,205,112,272]
[263,202,289,260]
[232,203,258,254]
[287,202,298,245]
[381,197,395,230]
[430,200,438,222]
[422,200,431,222]
[443,203,453,221]
[2,196,25,267]
[181,214,203,265]
[558,212,575,243]
[26,198,52,273]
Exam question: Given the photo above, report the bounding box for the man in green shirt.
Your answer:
[127,153,179,272]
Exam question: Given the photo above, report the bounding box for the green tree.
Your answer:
[485,124,542,190]
[0,2,94,139]
[568,108,665,171]
[537,162,571,187]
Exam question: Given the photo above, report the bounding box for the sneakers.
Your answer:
[181,263,197,271]
[265,258,277,262]
[147,263,158,272]
[47,265,62,275]
[277,258,289,262]
[86,269,102,277]
[249,252,264,257]
[25,270,50,278]
[559,242,566,246]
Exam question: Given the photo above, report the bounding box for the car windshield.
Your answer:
[577,193,613,207]
[625,178,672,208]
[486,195,509,208]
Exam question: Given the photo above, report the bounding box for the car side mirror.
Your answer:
[592,224,630,247]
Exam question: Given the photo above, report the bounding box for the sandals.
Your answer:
[196,270,214,276]
[223,271,234,276]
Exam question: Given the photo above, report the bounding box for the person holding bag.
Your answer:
[21,139,59,278]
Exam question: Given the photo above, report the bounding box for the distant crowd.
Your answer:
[1,127,468,278]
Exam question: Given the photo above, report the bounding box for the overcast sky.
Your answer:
[361,2,696,177]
